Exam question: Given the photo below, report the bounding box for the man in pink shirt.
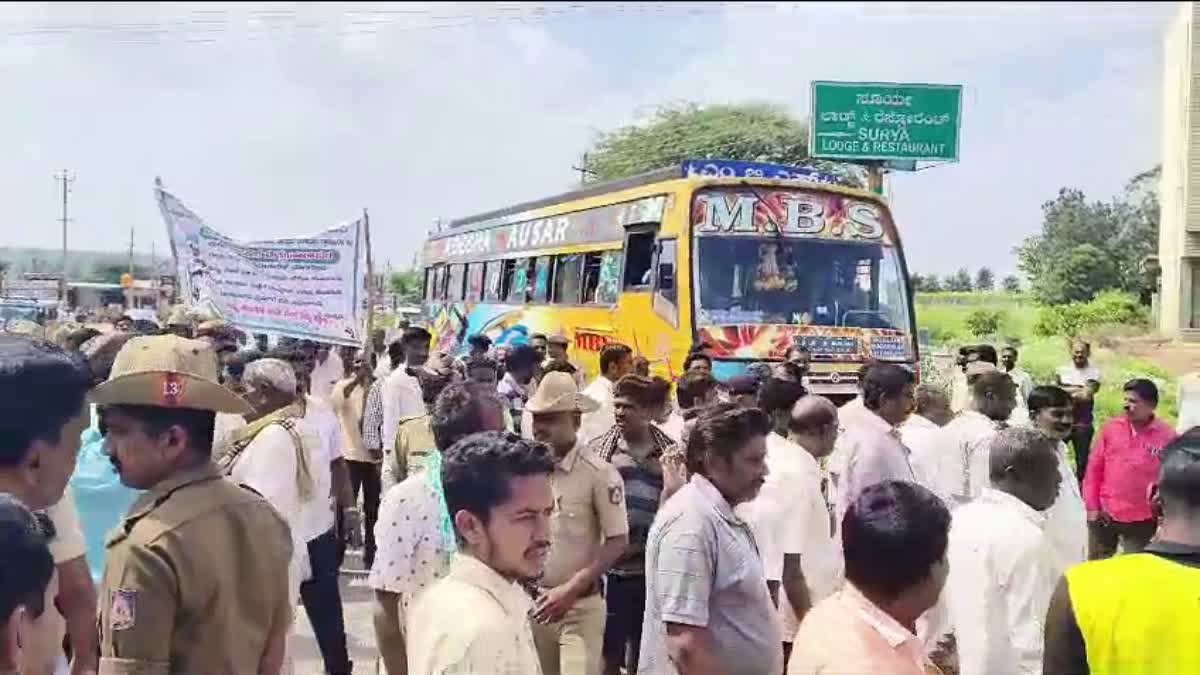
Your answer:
[1082,378,1177,559]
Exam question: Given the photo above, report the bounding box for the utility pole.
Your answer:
[572,152,596,185]
[54,170,74,302]
[128,227,135,274]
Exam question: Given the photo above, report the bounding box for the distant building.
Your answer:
[1160,2,1200,339]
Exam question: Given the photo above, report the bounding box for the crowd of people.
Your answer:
[0,314,1197,675]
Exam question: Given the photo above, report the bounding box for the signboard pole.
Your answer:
[362,207,375,357]
[866,162,884,196]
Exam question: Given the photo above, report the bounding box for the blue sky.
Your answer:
[0,2,1175,277]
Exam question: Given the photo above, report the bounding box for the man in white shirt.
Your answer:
[370,328,393,379]
[405,432,556,675]
[382,327,432,460]
[1000,346,1034,404]
[944,427,1063,675]
[899,385,954,504]
[950,347,972,413]
[579,343,634,446]
[1000,346,1033,425]
[370,382,508,675]
[223,358,317,661]
[300,395,354,675]
[1056,340,1102,481]
[934,367,1017,508]
[780,395,843,658]
[835,364,917,525]
[1027,385,1088,571]
[827,361,877,499]
[310,344,345,402]
[735,378,811,644]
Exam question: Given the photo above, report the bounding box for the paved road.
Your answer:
[293,551,381,675]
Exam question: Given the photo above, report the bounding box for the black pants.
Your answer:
[301,528,352,675]
[347,460,382,569]
[1068,426,1094,482]
[603,574,646,672]
[1088,519,1157,560]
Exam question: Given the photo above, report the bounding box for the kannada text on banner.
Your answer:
[157,186,366,346]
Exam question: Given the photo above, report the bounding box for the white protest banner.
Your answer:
[157,184,367,346]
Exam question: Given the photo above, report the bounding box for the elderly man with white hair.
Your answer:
[216,358,318,633]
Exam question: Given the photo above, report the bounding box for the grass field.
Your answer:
[916,292,1178,426]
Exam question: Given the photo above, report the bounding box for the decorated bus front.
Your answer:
[690,184,916,397]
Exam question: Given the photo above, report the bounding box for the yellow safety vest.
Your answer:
[1067,552,1200,674]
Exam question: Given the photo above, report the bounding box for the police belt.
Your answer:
[535,579,601,598]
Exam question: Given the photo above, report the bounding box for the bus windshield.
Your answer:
[694,237,911,331]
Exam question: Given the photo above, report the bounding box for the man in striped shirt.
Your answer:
[587,375,680,675]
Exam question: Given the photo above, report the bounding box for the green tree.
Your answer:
[945,268,973,292]
[974,267,995,292]
[1001,275,1021,292]
[965,309,1003,337]
[389,270,423,304]
[1035,243,1121,305]
[910,273,940,292]
[585,102,861,185]
[1017,167,1160,305]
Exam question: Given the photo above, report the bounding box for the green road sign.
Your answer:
[810,81,962,162]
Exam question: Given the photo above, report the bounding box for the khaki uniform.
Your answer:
[386,414,436,489]
[98,462,293,675]
[533,445,629,675]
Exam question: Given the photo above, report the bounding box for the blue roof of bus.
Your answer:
[678,159,851,187]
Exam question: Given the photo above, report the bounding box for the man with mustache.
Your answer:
[1028,385,1089,571]
[639,404,781,675]
[405,431,557,674]
[1082,379,1177,559]
[93,336,293,674]
[586,375,678,675]
[529,372,629,675]
[370,382,507,675]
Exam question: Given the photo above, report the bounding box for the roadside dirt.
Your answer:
[1111,336,1200,375]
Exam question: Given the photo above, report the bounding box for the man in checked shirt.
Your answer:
[364,341,401,489]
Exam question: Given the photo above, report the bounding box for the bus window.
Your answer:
[584,250,622,305]
[483,261,503,301]
[434,266,448,301]
[553,254,583,304]
[581,253,603,303]
[597,251,623,304]
[623,230,656,288]
[447,264,466,301]
[504,258,530,304]
[424,267,436,302]
[465,263,484,302]
[533,256,553,303]
[653,238,679,326]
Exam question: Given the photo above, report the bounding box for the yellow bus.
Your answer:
[419,159,917,397]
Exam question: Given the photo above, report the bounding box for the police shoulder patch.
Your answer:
[608,484,624,505]
[110,588,137,631]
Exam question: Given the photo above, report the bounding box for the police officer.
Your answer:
[92,335,294,674]
[527,372,630,675]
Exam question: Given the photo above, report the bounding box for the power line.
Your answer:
[0,2,758,46]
